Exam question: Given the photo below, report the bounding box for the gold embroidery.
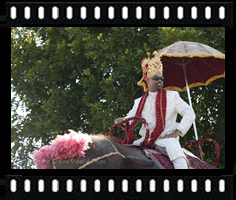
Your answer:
[141,52,163,78]
[138,51,163,92]
[160,90,165,129]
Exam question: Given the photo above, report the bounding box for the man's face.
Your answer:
[147,72,164,92]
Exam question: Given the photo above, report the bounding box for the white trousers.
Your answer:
[172,157,188,169]
[133,137,193,169]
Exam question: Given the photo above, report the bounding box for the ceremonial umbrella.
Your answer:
[156,41,225,140]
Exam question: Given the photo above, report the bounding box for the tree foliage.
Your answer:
[11,27,225,169]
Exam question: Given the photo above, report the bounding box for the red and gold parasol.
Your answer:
[157,41,225,140]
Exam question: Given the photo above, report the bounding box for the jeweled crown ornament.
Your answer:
[141,51,163,78]
[137,51,163,92]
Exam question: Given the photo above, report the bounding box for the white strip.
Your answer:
[163,179,170,192]
[122,179,128,192]
[94,179,101,192]
[52,179,59,192]
[177,179,184,192]
[191,6,198,20]
[108,6,115,20]
[149,6,156,20]
[191,179,198,192]
[177,6,184,20]
[205,179,211,192]
[67,6,73,20]
[94,6,100,20]
[38,6,44,20]
[136,179,142,192]
[24,179,31,192]
[80,6,87,20]
[205,6,211,20]
[24,6,31,20]
[163,6,170,20]
[52,6,59,20]
[219,6,225,20]
[66,179,73,192]
[10,179,17,192]
[108,179,115,192]
[122,6,128,20]
[219,179,225,192]
[149,179,156,192]
[10,6,17,20]
[136,6,142,20]
[38,179,44,192]
[80,179,87,192]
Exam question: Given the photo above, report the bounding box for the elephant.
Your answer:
[49,134,219,169]
[50,135,162,169]
[34,117,219,169]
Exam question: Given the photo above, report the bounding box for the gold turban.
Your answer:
[137,51,163,92]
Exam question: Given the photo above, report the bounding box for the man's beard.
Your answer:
[156,84,163,91]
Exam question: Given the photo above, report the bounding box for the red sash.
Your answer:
[122,89,167,146]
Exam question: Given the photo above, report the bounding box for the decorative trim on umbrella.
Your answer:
[159,52,225,60]
[164,71,225,92]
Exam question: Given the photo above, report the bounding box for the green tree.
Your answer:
[11,27,225,169]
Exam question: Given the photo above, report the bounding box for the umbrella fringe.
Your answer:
[159,52,225,60]
[164,71,225,92]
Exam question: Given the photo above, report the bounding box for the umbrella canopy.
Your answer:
[157,41,225,91]
[156,41,225,140]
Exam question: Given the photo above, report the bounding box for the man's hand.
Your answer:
[114,117,125,126]
[162,130,182,139]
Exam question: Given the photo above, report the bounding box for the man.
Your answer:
[114,51,196,169]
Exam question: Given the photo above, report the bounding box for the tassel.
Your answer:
[153,51,158,56]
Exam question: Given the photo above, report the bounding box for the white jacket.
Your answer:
[125,90,196,161]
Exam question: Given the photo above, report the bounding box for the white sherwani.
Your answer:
[125,90,197,165]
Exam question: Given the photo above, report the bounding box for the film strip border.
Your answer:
[5,2,234,25]
[6,176,231,198]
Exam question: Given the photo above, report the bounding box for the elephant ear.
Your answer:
[124,156,161,169]
[79,152,127,169]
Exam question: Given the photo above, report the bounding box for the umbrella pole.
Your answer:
[183,66,199,140]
